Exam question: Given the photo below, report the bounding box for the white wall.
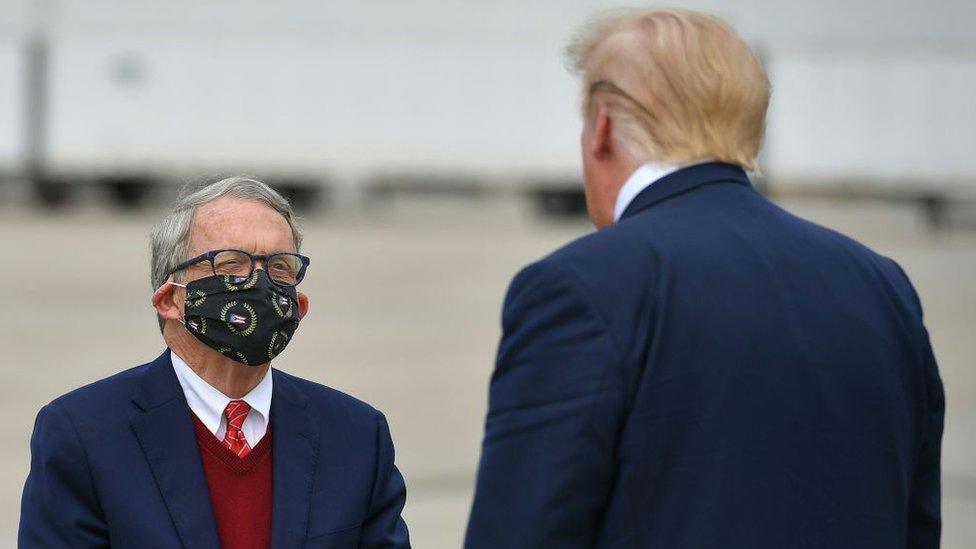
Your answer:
[765,51,976,187]
[0,40,22,169]
[45,38,580,177]
[3,0,975,187]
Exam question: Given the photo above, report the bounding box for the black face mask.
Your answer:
[179,270,300,366]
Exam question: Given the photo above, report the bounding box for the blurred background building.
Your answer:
[0,1,974,547]
[1,0,975,212]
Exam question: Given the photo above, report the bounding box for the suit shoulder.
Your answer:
[521,221,657,295]
[273,369,384,423]
[783,211,915,287]
[547,221,643,264]
[47,359,153,412]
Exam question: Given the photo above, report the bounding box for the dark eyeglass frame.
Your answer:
[588,79,659,124]
[168,248,311,287]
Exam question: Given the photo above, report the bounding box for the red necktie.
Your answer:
[222,400,252,458]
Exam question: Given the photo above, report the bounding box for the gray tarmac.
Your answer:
[1,196,974,547]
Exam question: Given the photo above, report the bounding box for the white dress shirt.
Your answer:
[613,160,712,222]
[170,350,273,445]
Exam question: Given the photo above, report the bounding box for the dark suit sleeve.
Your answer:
[887,259,945,549]
[465,259,627,547]
[19,403,108,548]
[907,324,945,549]
[361,412,410,548]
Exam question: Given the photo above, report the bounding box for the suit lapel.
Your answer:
[270,370,319,548]
[130,351,221,549]
[620,161,753,221]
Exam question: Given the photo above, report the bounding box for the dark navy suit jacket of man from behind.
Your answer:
[20,351,410,548]
[465,162,944,548]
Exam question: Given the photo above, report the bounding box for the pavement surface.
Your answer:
[1,195,974,547]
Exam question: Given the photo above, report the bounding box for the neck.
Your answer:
[165,326,269,398]
[589,160,640,228]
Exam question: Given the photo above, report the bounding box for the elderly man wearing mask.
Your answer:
[20,177,410,548]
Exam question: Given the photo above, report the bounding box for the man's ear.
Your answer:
[297,291,310,320]
[589,103,614,161]
[151,280,184,322]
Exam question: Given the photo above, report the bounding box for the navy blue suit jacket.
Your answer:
[20,351,409,548]
[466,163,944,548]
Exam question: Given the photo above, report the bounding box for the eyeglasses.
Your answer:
[168,249,311,287]
[588,79,659,124]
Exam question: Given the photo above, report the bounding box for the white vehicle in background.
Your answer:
[3,0,975,225]
[0,35,21,182]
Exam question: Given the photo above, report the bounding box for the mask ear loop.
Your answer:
[167,280,189,325]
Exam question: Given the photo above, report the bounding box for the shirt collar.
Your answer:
[613,160,712,222]
[170,350,273,436]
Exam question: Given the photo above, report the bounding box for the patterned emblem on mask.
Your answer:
[223,271,260,292]
[218,346,250,365]
[220,301,258,336]
[185,317,207,334]
[267,330,290,360]
[180,270,300,366]
[186,290,207,308]
[271,291,294,318]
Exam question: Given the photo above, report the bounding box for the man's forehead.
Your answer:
[188,196,294,251]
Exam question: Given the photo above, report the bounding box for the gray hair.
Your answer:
[150,176,303,331]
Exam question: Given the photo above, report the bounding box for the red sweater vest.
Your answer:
[191,414,273,549]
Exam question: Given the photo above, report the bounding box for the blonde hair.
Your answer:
[566,9,770,170]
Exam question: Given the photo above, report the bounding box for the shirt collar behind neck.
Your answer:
[169,350,273,436]
[613,160,711,222]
